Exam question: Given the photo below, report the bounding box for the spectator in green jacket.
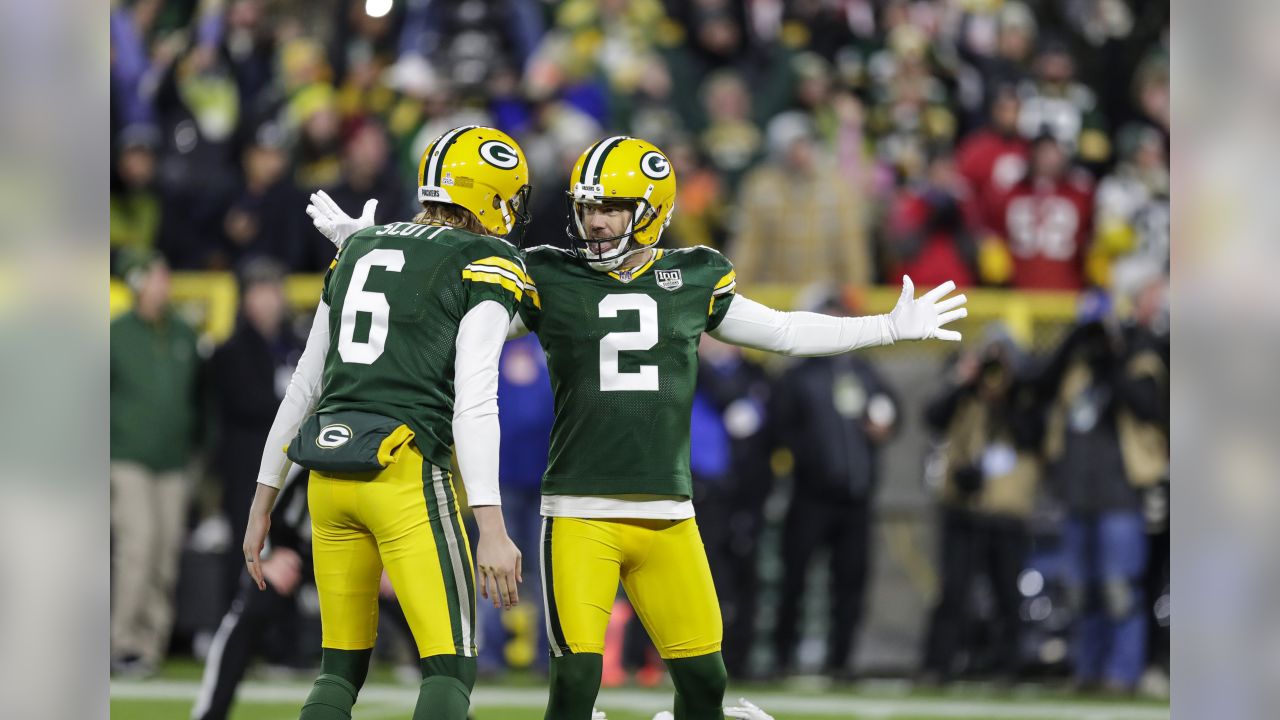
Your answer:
[110,248,203,678]
[109,125,162,259]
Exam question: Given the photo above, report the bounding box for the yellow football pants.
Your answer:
[309,444,476,658]
[541,517,723,659]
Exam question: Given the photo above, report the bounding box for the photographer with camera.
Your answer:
[1038,289,1168,693]
[920,326,1043,684]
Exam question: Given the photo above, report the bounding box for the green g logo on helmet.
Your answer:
[640,151,671,180]
[479,140,520,169]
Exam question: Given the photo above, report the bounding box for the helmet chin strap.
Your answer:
[585,235,642,272]
[582,210,636,271]
[577,185,657,272]
[587,245,649,272]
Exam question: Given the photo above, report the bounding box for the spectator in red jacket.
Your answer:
[884,150,980,289]
[994,132,1094,290]
[955,85,1030,232]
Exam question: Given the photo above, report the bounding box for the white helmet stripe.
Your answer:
[584,135,628,186]
[425,125,479,189]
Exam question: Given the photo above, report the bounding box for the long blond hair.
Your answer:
[412,201,489,235]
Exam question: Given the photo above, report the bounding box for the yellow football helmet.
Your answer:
[566,136,677,271]
[417,125,532,236]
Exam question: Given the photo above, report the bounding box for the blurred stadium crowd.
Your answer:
[109,0,1170,708]
[110,0,1169,293]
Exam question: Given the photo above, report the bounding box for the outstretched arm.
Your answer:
[709,276,967,356]
[710,294,894,355]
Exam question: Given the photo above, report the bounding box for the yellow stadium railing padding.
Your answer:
[112,274,1080,347]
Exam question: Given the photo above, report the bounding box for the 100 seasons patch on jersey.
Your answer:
[655,269,683,291]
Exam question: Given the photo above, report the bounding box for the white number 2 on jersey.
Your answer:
[598,294,659,391]
[338,248,405,364]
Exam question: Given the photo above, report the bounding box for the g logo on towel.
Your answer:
[317,424,353,449]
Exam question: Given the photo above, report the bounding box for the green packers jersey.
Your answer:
[316,222,533,470]
[519,245,737,498]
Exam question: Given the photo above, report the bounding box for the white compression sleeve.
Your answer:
[453,300,511,507]
[709,294,894,356]
[254,301,331,489]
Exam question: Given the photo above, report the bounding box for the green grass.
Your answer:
[111,698,302,720]
[110,693,867,720]
[109,696,863,720]
[110,660,1169,720]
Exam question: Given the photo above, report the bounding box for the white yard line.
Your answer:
[111,679,1170,720]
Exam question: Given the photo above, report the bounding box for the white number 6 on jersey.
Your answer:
[338,248,405,364]
[598,294,659,391]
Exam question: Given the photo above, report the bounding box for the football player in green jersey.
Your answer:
[309,135,967,720]
[242,126,535,720]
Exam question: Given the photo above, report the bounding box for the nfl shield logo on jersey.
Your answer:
[655,269,683,291]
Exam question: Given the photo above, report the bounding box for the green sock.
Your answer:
[545,653,603,720]
[414,655,476,720]
[298,648,372,720]
[667,652,728,720]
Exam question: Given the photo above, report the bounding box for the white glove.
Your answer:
[724,697,775,720]
[306,190,377,249]
[887,275,968,342]
[651,713,674,720]
[592,707,608,720]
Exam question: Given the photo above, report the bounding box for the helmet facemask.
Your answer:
[498,183,533,245]
[565,182,658,272]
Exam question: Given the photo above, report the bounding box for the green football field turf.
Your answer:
[109,697,857,720]
[108,691,1168,720]
[110,662,1169,720]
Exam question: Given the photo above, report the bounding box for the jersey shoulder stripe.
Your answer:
[468,255,533,287]
[461,259,540,308]
[712,269,736,295]
[461,267,530,305]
